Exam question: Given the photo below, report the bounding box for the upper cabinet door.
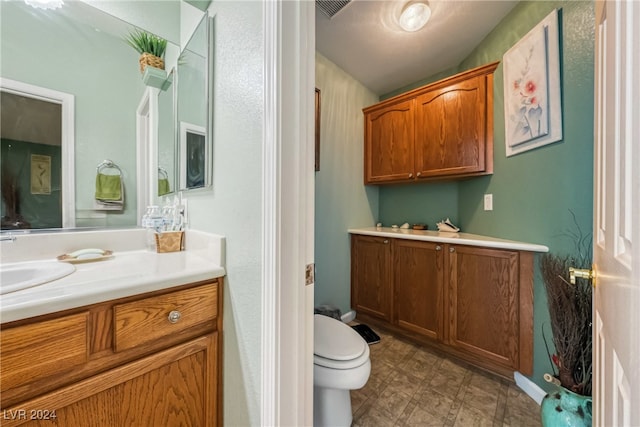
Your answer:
[414,76,487,178]
[364,99,415,184]
[362,62,497,185]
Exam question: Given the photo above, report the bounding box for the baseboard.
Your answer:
[341,310,356,323]
[514,371,546,405]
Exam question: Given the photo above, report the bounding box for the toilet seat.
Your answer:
[313,314,369,370]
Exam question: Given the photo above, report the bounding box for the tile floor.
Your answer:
[350,325,541,427]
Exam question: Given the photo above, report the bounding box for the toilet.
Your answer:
[313,314,371,427]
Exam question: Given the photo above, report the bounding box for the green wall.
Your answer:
[1,139,62,229]
[315,52,380,315]
[378,1,595,390]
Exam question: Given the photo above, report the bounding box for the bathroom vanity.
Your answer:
[0,229,225,427]
[349,227,548,379]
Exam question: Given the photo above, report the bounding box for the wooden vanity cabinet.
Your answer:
[350,235,392,322]
[363,62,497,184]
[351,235,533,378]
[0,279,223,427]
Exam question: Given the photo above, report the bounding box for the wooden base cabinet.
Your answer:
[351,236,533,378]
[447,245,533,376]
[0,279,223,427]
[393,239,444,341]
[350,235,392,322]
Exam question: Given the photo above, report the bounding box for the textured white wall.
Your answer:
[314,52,379,315]
[184,2,263,425]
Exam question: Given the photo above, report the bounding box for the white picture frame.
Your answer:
[503,9,562,157]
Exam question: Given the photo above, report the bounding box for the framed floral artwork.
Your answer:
[503,9,562,157]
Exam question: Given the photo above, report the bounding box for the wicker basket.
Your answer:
[155,231,184,253]
[139,52,165,73]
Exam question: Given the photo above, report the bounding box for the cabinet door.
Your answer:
[351,235,392,321]
[364,99,415,183]
[447,245,520,370]
[6,334,218,427]
[393,239,444,341]
[414,75,487,178]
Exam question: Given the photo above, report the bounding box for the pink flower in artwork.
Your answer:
[524,80,537,95]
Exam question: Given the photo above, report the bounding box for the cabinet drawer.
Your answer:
[0,312,89,391]
[114,283,217,352]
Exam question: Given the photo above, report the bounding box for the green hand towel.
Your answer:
[158,178,171,196]
[95,173,122,201]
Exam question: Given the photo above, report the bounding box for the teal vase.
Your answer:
[540,386,592,427]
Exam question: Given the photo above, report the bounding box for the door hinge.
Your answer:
[305,263,315,286]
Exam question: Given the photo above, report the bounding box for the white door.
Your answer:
[593,1,640,425]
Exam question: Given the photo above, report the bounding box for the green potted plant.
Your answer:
[124,29,168,73]
[540,215,593,426]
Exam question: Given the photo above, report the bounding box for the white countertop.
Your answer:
[0,228,225,324]
[348,227,549,253]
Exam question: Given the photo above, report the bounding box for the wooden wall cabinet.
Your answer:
[0,279,223,427]
[363,62,498,184]
[351,236,533,378]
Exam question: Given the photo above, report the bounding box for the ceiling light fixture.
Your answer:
[24,0,64,10]
[399,1,431,32]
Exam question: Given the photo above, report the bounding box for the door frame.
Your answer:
[261,1,315,426]
[0,77,75,228]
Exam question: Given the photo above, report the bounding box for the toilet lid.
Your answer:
[314,314,367,361]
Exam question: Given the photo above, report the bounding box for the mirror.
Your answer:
[177,14,211,191]
[158,68,176,197]
[0,0,180,230]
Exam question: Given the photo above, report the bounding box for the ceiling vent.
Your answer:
[316,0,352,19]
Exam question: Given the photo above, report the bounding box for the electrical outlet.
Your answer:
[484,194,493,211]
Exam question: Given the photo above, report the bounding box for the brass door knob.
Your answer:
[569,267,595,286]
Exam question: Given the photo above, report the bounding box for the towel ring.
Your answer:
[97,159,122,176]
[158,167,169,179]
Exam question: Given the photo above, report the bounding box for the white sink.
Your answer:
[0,261,76,295]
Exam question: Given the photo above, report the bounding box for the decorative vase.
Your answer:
[139,52,165,73]
[541,385,592,427]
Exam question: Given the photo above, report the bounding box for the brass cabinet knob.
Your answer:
[416,172,422,177]
[435,245,442,251]
[383,239,389,244]
[168,310,182,324]
[449,247,455,253]
[408,173,413,178]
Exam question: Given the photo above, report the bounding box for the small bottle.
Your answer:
[144,205,161,251]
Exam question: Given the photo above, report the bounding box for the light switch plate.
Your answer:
[484,194,493,211]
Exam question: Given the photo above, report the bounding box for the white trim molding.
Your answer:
[261,1,315,426]
[261,0,279,425]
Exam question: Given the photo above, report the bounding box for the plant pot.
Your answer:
[139,52,165,73]
[541,385,592,427]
